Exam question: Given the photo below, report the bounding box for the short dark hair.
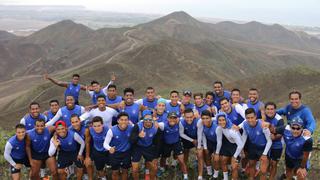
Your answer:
[265,102,277,109]
[201,110,212,117]
[92,116,103,124]
[97,95,106,100]
[91,80,99,85]
[184,108,194,114]
[205,91,214,97]
[245,108,256,116]
[72,74,80,78]
[117,112,129,119]
[29,102,40,108]
[170,90,179,96]
[108,84,117,90]
[213,81,223,86]
[289,90,302,99]
[35,118,46,124]
[231,88,240,93]
[193,92,203,99]
[65,94,74,99]
[123,87,134,95]
[249,88,258,92]
[15,123,26,130]
[49,99,59,105]
[70,114,79,119]
[146,87,154,92]
[219,97,229,105]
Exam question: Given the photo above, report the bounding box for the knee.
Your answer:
[58,168,66,175]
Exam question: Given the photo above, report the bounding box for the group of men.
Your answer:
[4,73,316,180]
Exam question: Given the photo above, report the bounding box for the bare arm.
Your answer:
[85,128,91,159]
[25,135,32,163]
[44,74,68,87]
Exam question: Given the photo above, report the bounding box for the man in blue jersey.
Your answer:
[46,95,85,127]
[45,73,87,104]
[130,110,161,180]
[20,102,48,130]
[120,87,146,124]
[157,112,189,180]
[44,100,60,121]
[135,87,158,109]
[179,108,204,180]
[240,108,272,180]
[165,90,185,117]
[105,84,123,105]
[25,119,57,180]
[194,93,211,116]
[103,112,134,180]
[49,121,85,180]
[4,124,31,180]
[205,91,217,116]
[213,81,231,110]
[182,90,195,110]
[231,88,247,108]
[246,88,265,120]
[201,110,219,179]
[276,90,316,135]
[282,119,313,180]
[264,102,284,180]
[220,97,246,126]
[84,116,109,180]
[154,98,168,123]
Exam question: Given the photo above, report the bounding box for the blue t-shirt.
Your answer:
[110,125,133,152]
[27,128,51,153]
[137,121,158,147]
[64,83,81,102]
[90,125,109,152]
[8,136,26,160]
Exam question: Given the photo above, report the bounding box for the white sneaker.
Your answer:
[40,168,46,178]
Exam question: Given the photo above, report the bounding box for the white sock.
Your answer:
[197,176,203,180]
[40,168,45,177]
[206,166,212,175]
[171,160,177,166]
[223,172,228,180]
[101,177,107,180]
[256,161,260,170]
[160,167,165,171]
[213,170,219,178]
[183,174,188,179]
[145,169,150,174]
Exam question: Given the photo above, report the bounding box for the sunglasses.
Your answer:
[144,118,153,121]
[291,126,302,131]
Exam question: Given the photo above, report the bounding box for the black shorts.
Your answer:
[132,145,158,163]
[220,135,237,158]
[181,138,195,150]
[57,150,83,169]
[162,141,184,158]
[91,148,109,171]
[247,143,266,161]
[157,132,164,158]
[10,157,30,174]
[285,154,302,169]
[109,151,131,170]
[207,139,217,155]
[269,148,282,161]
[31,150,49,161]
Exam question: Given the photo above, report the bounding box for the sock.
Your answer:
[171,160,177,166]
[223,172,228,180]
[213,170,219,178]
[145,169,150,174]
[198,176,203,180]
[160,167,165,171]
[206,166,212,175]
[256,161,260,170]
[183,174,188,179]
[101,177,107,180]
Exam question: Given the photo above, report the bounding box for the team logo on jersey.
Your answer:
[44,136,48,141]
[34,139,37,142]
[16,146,19,150]
[149,133,153,137]
[116,136,119,139]
[68,141,72,145]
[64,115,67,118]
[28,123,32,127]
[256,131,260,135]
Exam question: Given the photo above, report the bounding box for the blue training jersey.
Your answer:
[180,118,199,139]
[122,103,140,124]
[142,97,158,109]
[106,96,122,105]
[203,120,218,142]
[283,128,313,159]
[90,125,109,152]
[64,83,81,102]
[226,106,245,126]
[137,121,158,147]
[162,121,180,144]
[24,114,48,131]
[214,91,231,110]
[156,112,168,123]
[247,100,264,119]
[110,125,133,152]
[57,130,78,152]
[61,105,82,127]
[243,119,267,148]
[27,127,51,153]
[165,102,181,117]
[8,136,26,160]
[265,115,283,149]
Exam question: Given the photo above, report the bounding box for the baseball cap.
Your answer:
[183,90,192,96]
[142,109,152,117]
[55,120,66,128]
[167,112,178,118]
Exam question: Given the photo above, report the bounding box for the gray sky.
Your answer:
[1,0,319,27]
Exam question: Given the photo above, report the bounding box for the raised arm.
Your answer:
[44,74,68,87]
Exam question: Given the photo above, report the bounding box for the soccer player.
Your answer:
[103,112,134,180]
[44,73,87,104]
[165,90,185,117]
[212,81,231,110]
[205,91,217,116]
[215,112,244,180]
[219,97,246,126]
[154,98,168,123]
[4,124,30,180]
[20,102,48,130]
[135,87,158,109]
[264,102,284,180]
[201,110,219,179]
[246,88,265,120]
[105,84,123,105]
[181,90,195,110]
[80,95,118,128]
[179,108,204,180]
[25,118,57,180]
[48,121,85,180]
[283,119,313,180]
[277,90,316,135]
[230,88,247,108]
[44,100,60,121]
[240,108,272,180]
[46,95,85,127]
[130,110,161,180]
[194,92,211,116]
[84,116,110,180]
[157,112,189,180]
[87,80,113,105]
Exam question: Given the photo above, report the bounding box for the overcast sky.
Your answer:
[1,0,319,27]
